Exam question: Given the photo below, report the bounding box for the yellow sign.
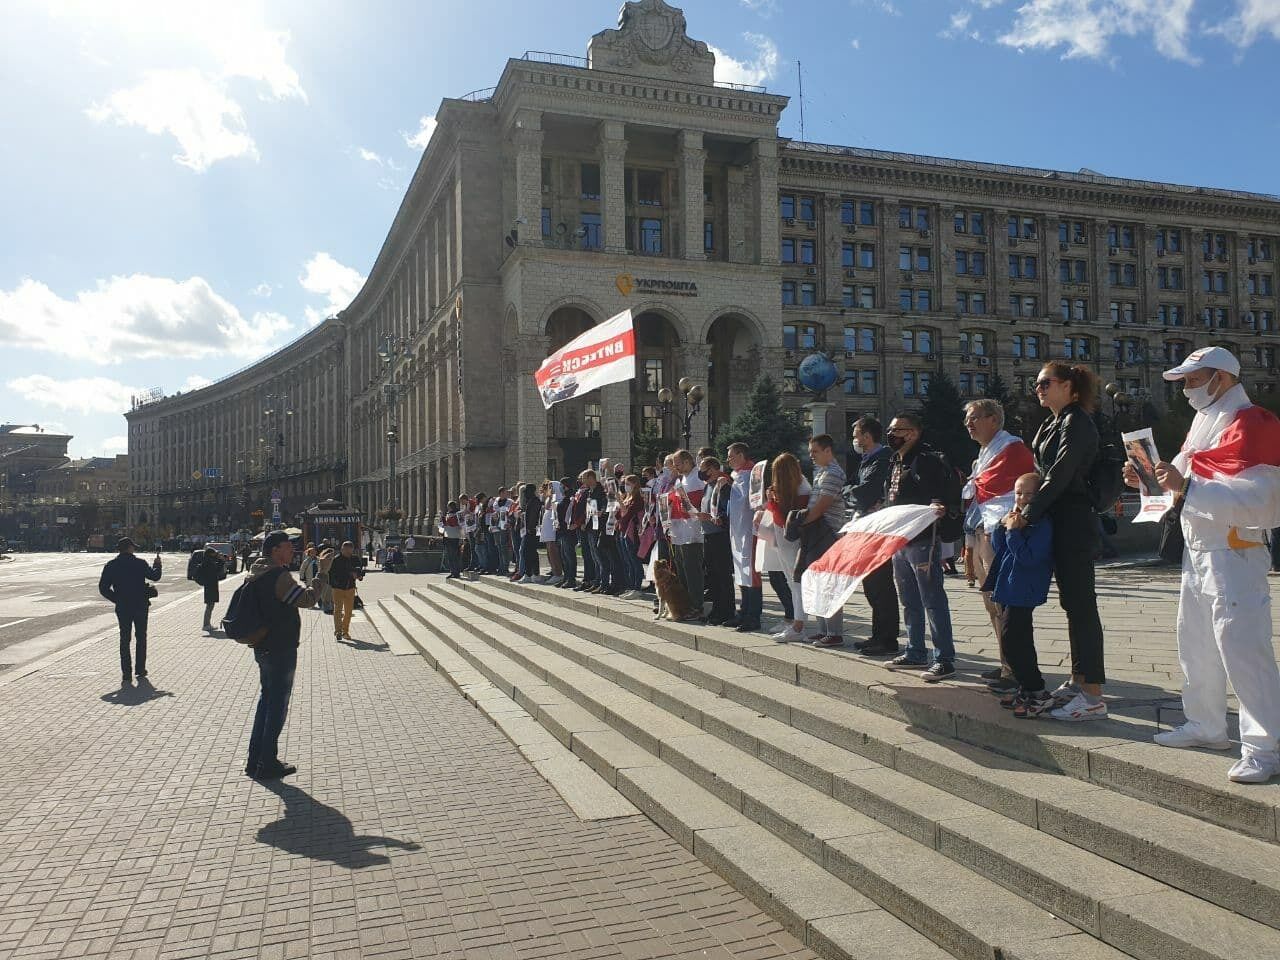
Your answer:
[191,470,202,480]
[615,273,634,297]
[615,272,697,298]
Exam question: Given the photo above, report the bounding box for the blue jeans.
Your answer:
[621,536,643,588]
[892,538,955,663]
[558,531,578,582]
[247,647,297,774]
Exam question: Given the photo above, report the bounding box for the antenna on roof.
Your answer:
[796,60,805,144]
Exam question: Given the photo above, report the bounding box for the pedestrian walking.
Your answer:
[1141,347,1280,782]
[1014,363,1108,720]
[985,473,1055,717]
[845,418,900,656]
[882,415,962,681]
[244,530,323,781]
[328,541,362,641]
[195,546,227,633]
[960,400,1036,692]
[98,537,162,686]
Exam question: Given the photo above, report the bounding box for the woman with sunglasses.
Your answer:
[1008,363,1108,721]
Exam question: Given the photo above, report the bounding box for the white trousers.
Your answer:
[1178,544,1280,760]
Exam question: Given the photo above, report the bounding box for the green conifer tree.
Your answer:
[919,370,977,468]
[711,374,809,461]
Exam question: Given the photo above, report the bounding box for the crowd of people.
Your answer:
[94,348,1280,785]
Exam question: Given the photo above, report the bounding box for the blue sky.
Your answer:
[2,0,1277,457]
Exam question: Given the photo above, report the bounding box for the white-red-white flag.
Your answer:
[801,505,940,619]
[535,309,636,409]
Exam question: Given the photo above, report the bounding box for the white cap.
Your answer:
[1162,345,1241,381]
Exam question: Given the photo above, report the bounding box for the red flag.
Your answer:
[1189,405,1280,479]
[801,505,940,619]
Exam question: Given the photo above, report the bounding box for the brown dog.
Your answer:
[653,558,695,622]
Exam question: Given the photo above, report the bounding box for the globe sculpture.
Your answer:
[797,352,838,394]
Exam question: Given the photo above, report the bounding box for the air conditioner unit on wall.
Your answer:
[977,356,990,367]
[805,266,817,276]
[960,354,971,363]
[845,225,858,234]
[1009,238,1019,247]
[784,217,795,226]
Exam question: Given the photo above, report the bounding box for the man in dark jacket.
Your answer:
[555,477,578,589]
[846,417,901,657]
[98,537,162,686]
[195,547,226,632]
[883,414,959,681]
[328,541,362,641]
[244,530,322,780]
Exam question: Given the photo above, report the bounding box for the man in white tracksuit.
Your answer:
[1137,346,1280,783]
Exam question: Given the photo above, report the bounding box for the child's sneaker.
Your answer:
[1013,689,1054,719]
[998,688,1023,710]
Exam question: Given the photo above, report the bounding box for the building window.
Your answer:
[956,250,986,276]
[899,288,931,311]
[1107,223,1136,250]
[842,241,855,268]
[1064,337,1094,361]
[541,207,552,238]
[899,205,930,231]
[799,282,817,306]
[902,371,932,397]
[1248,238,1274,262]
[782,238,796,263]
[781,281,796,305]
[900,246,931,272]
[1165,340,1189,364]
[959,330,987,356]
[1109,263,1137,287]
[780,195,795,220]
[843,325,878,352]
[1059,220,1087,245]
[643,358,665,392]
[954,210,986,235]
[633,169,663,207]
[856,286,875,309]
[704,221,714,252]
[799,239,816,264]
[1009,294,1039,318]
[1012,334,1043,359]
[1156,228,1183,254]
[858,244,876,269]
[1256,346,1278,369]
[1203,233,1229,260]
[956,291,987,315]
[581,213,602,250]
[783,368,798,393]
[840,200,855,225]
[798,196,816,222]
[1008,215,1037,240]
[641,404,665,436]
[1059,298,1087,323]
[584,402,602,436]
[1201,307,1230,328]
[1109,300,1136,325]
[1111,338,1144,363]
[1202,270,1229,293]
[1260,310,1275,331]
[1157,266,1184,290]
[1249,273,1275,296]
[580,163,601,200]
[903,328,934,354]
[841,284,855,308]
[1059,259,1088,283]
[859,201,876,226]
[842,369,879,395]
[1157,304,1185,327]
[1009,255,1038,280]
[639,218,663,254]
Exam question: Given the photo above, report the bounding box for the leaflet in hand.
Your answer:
[1121,426,1172,522]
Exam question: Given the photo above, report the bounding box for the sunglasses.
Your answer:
[1033,378,1060,392]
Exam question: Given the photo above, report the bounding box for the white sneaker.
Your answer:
[1154,723,1232,751]
[1050,692,1108,722]
[620,589,643,600]
[1049,681,1081,706]
[517,575,533,584]
[1228,754,1280,784]
[771,626,804,644]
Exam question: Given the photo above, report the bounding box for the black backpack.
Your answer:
[1087,438,1126,513]
[909,449,965,543]
[221,570,278,647]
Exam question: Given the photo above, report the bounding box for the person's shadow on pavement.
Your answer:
[256,780,420,868]
[100,677,174,706]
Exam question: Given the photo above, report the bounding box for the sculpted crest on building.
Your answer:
[125,2,1280,539]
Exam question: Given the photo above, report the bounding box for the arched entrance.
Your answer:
[544,306,599,480]
[706,313,763,441]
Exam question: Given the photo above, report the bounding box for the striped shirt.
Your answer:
[813,461,848,532]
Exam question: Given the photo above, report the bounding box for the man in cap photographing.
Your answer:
[98,537,162,686]
[1135,346,1280,783]
[243,529,323,780]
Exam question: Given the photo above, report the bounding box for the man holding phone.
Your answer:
[98,537,163,687]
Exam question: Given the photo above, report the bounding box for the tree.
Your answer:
[984,373,1011,408]
[631,421,676,471]
[712,374,809,462]
[919,371,976,468]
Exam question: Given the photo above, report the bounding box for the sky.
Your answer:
[1,0,1278,458]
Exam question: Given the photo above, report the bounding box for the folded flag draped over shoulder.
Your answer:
[802,505,940,620]
[1188,405,1280,478]
[534,309,636,409]
[963,431,1035,532]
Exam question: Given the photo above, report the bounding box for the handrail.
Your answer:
[458,86,496,102]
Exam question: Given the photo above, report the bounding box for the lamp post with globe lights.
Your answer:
[377,334,409,540]
[657,377,704,450]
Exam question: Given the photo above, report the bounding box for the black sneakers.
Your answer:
[247,762,298,780]
[921,661,956,683]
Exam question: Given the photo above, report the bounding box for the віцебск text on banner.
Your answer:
[535,309,636,409]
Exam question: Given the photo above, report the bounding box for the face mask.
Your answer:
[886,434,907,452]
[1182,372,1220,412]
[851,440,864,455]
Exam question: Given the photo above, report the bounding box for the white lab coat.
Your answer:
[729,466,755,587]
[1171,383,1280,760]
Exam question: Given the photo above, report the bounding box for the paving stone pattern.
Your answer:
[0,591,815,960]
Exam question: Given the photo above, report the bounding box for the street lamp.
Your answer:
[1104,382,1132,437]
[378,334,409,539]
[657,377,705,450]
[261,394,293,531]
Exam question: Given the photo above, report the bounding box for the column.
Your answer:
[516,336,550,483]
[993,208,1012,320]
[726,167,746,265]
[599,382,632,464]
[679,343,711,451]
[599,120,627,254]
[938,203,958,325]
[678,130,706,261]
[748,139,780,265]
[512,110,543,245]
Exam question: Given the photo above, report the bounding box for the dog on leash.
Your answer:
[653,559,696,622]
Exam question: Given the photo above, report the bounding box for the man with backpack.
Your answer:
[882,413,963,682]
[238,530,322,781]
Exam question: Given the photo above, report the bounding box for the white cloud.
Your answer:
[850,37,862,49]
[358,147,384,165]
[740,0,779,14]
[852,0,902,15]
[7,375,142,415]
[250,282,273,297]
[98,436,129,457]
[941,10,978,38]
[184,375,214,391]
[403,115,438,150]
[0,274,294,364]
[710,33,780,87]
[997,0,1199,63]
[54,0,305,170]
[1214,0,1280,47]
[87,69,259,172]
[299,253,366,326]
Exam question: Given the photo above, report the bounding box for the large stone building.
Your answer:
[125,0,1280,535]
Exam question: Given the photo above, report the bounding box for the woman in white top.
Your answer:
[538,480,564,585]
[765,452,812,643]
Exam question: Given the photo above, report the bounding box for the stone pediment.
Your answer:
[588,0,716,85]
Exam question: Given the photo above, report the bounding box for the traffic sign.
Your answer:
[204,467,222,479]
[270,488,282,502]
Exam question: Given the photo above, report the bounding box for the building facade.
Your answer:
[126,0,1280,535]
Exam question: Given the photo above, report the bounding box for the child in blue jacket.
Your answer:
[983,473,1054,718]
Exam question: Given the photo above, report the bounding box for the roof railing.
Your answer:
[458,86,496,102]
[516,50,767,93]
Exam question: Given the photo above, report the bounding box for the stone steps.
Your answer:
[472,575,1280,845]
[376,580,1280,960]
